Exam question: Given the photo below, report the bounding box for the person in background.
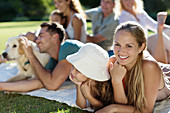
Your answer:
[147,12,170,63]
[85,0,118,56]
[115,0,170,63]
[49,9,67,29]
[54,0,87,43]
[0,22,84,92]
[25,9,67,42]
[96,21,170,113]
[23,31,37,42]
[67,43,113,111]
[116,0,170,34]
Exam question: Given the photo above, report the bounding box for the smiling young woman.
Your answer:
[96,21,170,113]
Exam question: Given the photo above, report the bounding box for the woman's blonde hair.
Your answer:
[114,21,147,112]
[115,0,144,16]
[66,0,86,19]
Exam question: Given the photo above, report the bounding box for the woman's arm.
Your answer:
[142,10,158,32]
[95,104,135,113]
[119,10,138,24]
[72,16,83,41]
[141,60,162,112]
[109,58,128,104]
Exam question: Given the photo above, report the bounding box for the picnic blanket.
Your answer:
[0,63,169,113]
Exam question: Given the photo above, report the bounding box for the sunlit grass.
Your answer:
[0,21,44,53]
[0,92,88,113]
[0,21,92,53]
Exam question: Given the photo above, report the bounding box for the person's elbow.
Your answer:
[46,86,59,91]
[76,100,86,109]
[92,34,107,43]
[143,107,153,113]
[44,82,60,91]
[76,103,86,109]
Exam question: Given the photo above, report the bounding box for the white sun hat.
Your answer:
[66,43,110,81]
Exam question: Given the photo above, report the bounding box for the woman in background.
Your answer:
[54,0,87,43]
[115,0,170,63]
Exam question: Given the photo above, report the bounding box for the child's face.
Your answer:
[69,67,88,83]
[51,14,61,23]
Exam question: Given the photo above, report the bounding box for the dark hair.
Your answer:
[49,10,67,29]
[40,22,65,43]
[92,80,114,110]
[66,0,86,19]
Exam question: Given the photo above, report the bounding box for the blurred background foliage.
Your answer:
[0,0,169,23]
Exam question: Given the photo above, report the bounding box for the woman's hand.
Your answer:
[109,61,127,83]
[109,61,128,104]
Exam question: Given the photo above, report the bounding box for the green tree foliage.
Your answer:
[0,0,47,21]
[80,0,100,8]
[143,0,168,13]
[143,0,170,24]
[0,0,169,22]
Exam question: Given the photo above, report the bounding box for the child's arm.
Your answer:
[76,84,87,108]
[80,81,103,110]
[85,94,103,110]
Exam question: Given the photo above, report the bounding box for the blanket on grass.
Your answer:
[0,63,169,113]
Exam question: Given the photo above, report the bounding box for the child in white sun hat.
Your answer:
[66,43,113,110]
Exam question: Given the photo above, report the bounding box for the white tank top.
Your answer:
[66,13,87,43]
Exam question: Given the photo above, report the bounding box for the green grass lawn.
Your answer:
[0,21,92,53]
[0,21,91,113]
[0,92,88,113]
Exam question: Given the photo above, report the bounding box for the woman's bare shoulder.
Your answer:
[142,59,160,70]
[142,59,162,77]
[72,13,83,22]
[72,14,83,26]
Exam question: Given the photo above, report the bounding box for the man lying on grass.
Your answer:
[0,22,84,92]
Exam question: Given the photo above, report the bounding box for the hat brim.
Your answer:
[67,52,110,81]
